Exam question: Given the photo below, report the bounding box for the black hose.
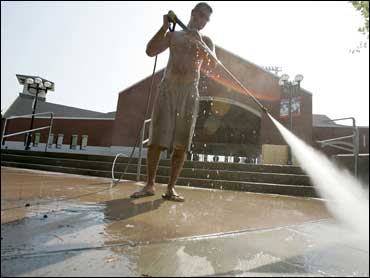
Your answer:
[113,55,158,184]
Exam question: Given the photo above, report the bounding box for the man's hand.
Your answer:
[186,29,204,43]
[162,14,170,31]
[201,36,217,70]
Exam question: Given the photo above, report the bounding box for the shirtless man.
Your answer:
[130,2,216,202]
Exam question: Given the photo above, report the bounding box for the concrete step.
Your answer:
[1,161,318,198]
[155,176,317,198]
[1,153,312,186]
[1,149,306,174]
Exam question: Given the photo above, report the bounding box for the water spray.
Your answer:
[270,114,369,239]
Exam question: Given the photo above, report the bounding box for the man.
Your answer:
[130,2,216,202]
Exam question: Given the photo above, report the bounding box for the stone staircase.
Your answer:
[1,149,317,197]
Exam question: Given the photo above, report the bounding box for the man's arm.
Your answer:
[146,15,172,57]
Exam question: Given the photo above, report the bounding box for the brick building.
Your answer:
[1,47,368,163]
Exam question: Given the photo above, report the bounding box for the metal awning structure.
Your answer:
[316,117,359,177]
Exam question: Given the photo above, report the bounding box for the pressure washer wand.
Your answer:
[197,40,268,114]
[167,10,268,114]
[215,56,269,113]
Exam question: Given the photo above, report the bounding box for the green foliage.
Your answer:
[351,1,369,39]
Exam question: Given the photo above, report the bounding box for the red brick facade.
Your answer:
[2,47,367,158]
[2,118,114,147]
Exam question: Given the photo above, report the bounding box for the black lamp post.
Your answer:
[25,77,51,150]
[279,74,304,165]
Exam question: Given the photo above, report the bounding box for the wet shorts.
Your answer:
[148,79,199,151]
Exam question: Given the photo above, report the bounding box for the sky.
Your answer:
[1,1,369,126]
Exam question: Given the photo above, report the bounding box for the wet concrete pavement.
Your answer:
[1,167,369,276]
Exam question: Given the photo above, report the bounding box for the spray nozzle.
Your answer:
[167,10,177,23]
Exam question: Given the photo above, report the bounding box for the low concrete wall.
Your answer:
[262,144,288,165]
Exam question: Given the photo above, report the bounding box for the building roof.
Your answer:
[313,114,369,128]
[214,46,313,95]
[313,114,348,127]
[118,45,313,97]
[3,93,115,119]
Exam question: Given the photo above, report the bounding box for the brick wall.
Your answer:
[2,118,114,147]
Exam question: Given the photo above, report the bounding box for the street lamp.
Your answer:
[278,74,304,165]
[24,77,52,150]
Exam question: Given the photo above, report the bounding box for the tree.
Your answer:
[351,1,369,39]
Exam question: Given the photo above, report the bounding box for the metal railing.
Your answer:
[137,118,152,181]
[1,112,54,152]
[316,117,359,177]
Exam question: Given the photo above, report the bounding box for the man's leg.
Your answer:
[146,144,163,190]
[131,144,162,198]
[164,146,186,201]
